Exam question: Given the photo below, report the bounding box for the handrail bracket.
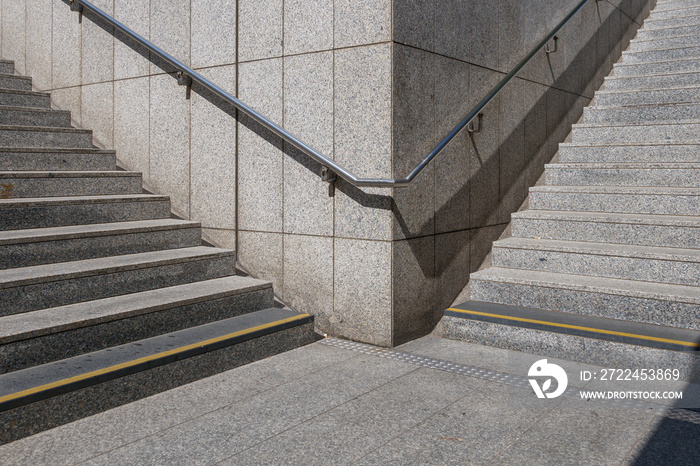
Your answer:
[467,112,484,133]
[69,0,83,22]
[320,166,337,197]
[177,71,193,99]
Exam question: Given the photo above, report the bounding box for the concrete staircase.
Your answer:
[440,0,700,377]
[0,59,314,444]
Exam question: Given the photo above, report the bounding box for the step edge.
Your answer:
[0,277,273,344]
[0,310,312,412]
[0,247,235,289]
[445,302,700,353]
[470,268,700,305]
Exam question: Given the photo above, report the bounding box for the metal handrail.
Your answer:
[69,0,595,188]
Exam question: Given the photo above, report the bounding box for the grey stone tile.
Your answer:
[51,87,82,127]
[624,414,700,465]
[434,56,470,234]
[470,223,506,273]
[392,44,435,240]
[489,396,657,466]
[81,0,114,85]
[190,65,236,229]
[25,0,52,91]
[1,0,25,75]
[333,238,392,346]
[81,82,114,149]
[114,0,151,80]
[334,0,391,48]
[52,0,82,88]
[498,79,527,224]
[356,382,551,465]
[238,231,284,295]
[522,81,549,188]
[284,0,333,55]
[227,368,482,465]
[468,66,502,229]
[393,236,436,345]
[393,0,434,51]
[149,73,190,218]
[283,234,333,319]
[191,0,236,68]
[434,0,470,61]
[434,130,471,234]
[0,342,357,465]
[435,230,470,311]
[283,52,334,236]
[150,0,190,74]
[400,335,598,387]
[468,0,500,70]
[334,44,392,241]
[239,0,283,62]
[498,0,525,72]
[397,335,515,370]
[201,228,236,250]
[114,77,150,178]
[238,58,284,233]
[86,354,415,465]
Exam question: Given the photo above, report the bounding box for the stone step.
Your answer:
[621,45,700,64]
[529,185,700,216]
[603,71,700,91]
[613,57,700,77]
[0,306,313,444]
[468,267,700,330]
[649,6,700,20]
[0,73,32,92]
[636,24,700,41]
[0,246,236,316]
[438,303,699,384]
[0,147,116,171]
[0,219,201,269]
[544,162,700,187]
[0,60,14,74]
[654,0,700,12]
[0,89,50,109]
[492,237,700,286]
[0,171,142,198]
[0,125,93,149]
[0,194,170,231]
[594,86,700,107]
[583,102,700,124]
[628,35,700,53]
[642,15,700,30]
[570,121,700,144]
[0,106,71,127]
[510,210,700,250]
[557,142,700,163]
[0,275,274,374]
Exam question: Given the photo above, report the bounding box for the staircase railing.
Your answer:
[67,0,597,188]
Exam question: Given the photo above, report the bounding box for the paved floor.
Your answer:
[0,336,698,465]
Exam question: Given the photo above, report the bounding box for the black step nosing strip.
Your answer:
[445,302,700,353]
[0,312,313,413]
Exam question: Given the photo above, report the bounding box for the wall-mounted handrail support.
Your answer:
[177,71,193,99]
[69,0,83,22]
[467,113,483,133]
[68,0,594,189]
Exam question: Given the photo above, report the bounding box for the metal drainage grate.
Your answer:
[320,337,700,424]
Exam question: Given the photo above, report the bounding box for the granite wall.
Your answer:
[1,0,652,346]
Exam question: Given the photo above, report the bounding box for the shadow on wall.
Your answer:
[629,357,700,465]
[78,0,645,341]
[388,0,648,343]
